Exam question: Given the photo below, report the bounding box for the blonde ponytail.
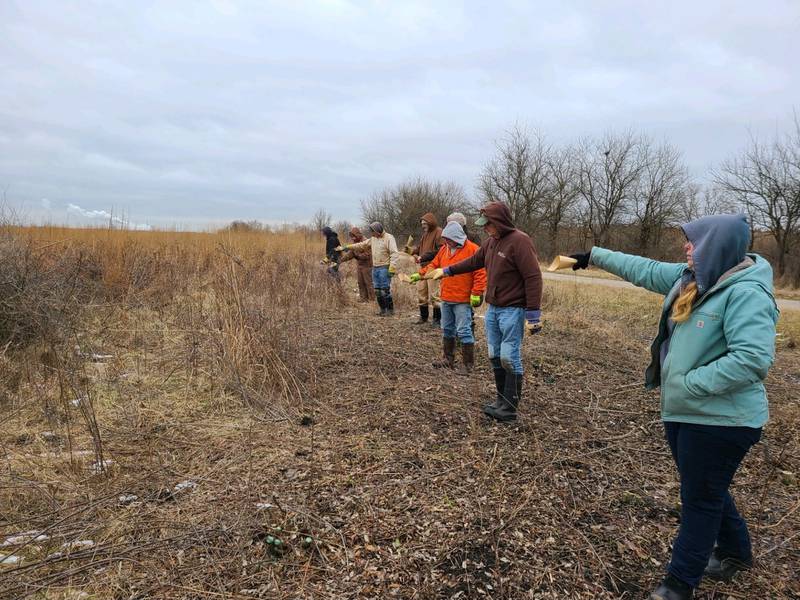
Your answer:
[671,281,698,323]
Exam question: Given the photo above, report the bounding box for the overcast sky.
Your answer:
[1,1,798,229]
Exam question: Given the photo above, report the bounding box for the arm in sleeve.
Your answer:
[515,240,543,310]
[420,247,444,276]
[348,239,371,250]
[447,243,486,275]
[420,250,438,263]
[590,247,686,296]
[685,288,778,397]
[387,234,400,269]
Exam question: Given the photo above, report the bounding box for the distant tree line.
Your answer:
[331,113,799,286]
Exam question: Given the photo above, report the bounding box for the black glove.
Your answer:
[569,252,591,270]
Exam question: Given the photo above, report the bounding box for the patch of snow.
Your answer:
[174,480,197,493]
[90,459,114,473]
[2,531,49,546]
[0,554,23,566]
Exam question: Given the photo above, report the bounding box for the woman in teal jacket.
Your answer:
[570,214,779,600]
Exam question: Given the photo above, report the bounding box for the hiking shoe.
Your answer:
[649,575,693,600]
[704,548,752,582]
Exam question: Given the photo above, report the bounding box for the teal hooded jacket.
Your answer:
[589,216,779,428]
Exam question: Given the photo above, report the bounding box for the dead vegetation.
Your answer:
[0,227,798,599]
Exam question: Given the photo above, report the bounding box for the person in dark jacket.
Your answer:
[340,226,375,302]
[569,214,779,600]
[412,213,444,326]
[430,201,543,422]
[321,227,342,279]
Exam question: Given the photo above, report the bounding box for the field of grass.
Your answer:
[0,227,798,599]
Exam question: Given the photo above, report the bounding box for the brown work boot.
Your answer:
[432,338,456,368]
[455,343,474,376]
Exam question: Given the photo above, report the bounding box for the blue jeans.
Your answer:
[440,301,474,344]
[664,422,761,587]
[485,304,525,374]
[372,265,391,291]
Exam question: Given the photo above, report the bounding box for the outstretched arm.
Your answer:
[589,247,686,296]
[445,244,486,275]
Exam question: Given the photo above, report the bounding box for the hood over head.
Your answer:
[421,212,438,228]
[321,226,336,238]
[446,212,467,227]
[369,221,384,235]
[681,214,751,295]
[441,221,467,246]
[349,226,364,240]
[475,202,516,236]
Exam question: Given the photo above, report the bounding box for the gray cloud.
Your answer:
[1,0,798,228]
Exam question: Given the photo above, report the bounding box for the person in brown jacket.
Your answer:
[430,201,543,422]
[340,226,375,302]
[412,212,444,326]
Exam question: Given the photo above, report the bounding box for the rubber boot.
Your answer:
[482,358,505,412]
[484,372,522,422]
[385,295,394,316]
[704,548,752,582]
[432,338,456,368]
[649,574,693,600]
[431,306,442,328]
[375,291,386,316]
[455,343,474,376]
[414,305,429,324]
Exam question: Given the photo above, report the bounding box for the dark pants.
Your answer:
[664,421,761,587]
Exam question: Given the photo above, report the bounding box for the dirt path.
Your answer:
[544,272,800,311]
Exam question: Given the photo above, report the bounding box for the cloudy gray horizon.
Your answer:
[2,1,799,230]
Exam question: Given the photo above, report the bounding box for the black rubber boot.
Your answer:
[432,338,456,368]
[415,305,429,324]
[482,358,505,412]
[484,372,522,422]
[455,343,474,376]
[431,306,441,328]
[649,574,693,600]
[375,292,386,316]
[385,295,394,316]
[704,548,752,582]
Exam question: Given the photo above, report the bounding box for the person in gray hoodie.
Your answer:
[569,214,779,600]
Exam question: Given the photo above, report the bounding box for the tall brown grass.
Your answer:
[0,224,340,465]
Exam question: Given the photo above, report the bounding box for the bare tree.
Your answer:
[576,131,647,247]
[477,125,552,233]
[633,140,691,253]
[332,220,352,239]
[360,178,470,241]
[310,209,332,232]
[714,117,800,278]
[541,145,580,253]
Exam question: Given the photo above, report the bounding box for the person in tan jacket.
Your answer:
[338,222,398,316]
[411,212,443,326]
[340,226,375,302]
